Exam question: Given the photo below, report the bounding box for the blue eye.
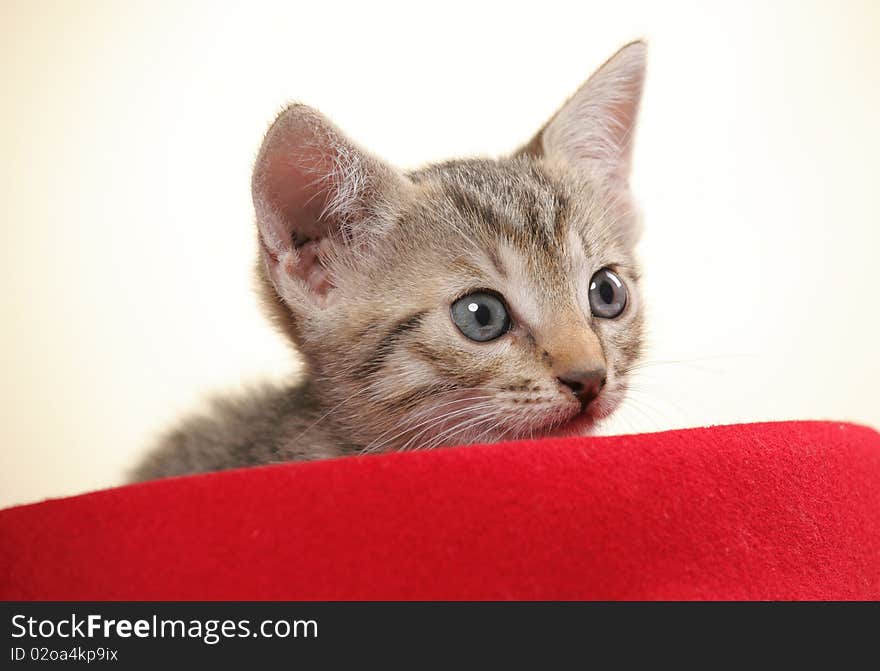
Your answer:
[450,291,511,342]
[589,268,627,318]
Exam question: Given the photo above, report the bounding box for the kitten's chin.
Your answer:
[537,391,623,439]
[542,411,600,439]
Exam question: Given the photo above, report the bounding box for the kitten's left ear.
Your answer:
[252,104,408,309]
[518,41,646,182]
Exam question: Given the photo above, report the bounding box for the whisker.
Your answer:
[361,400,500,455]
[289,385,373,445]
[360,395,499,454]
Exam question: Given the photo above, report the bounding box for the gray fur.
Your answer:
[131,42,648,482]
[131,382,354,481]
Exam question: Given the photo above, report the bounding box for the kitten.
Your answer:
[131,41,647,482]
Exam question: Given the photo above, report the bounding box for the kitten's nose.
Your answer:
[557,367,607,406]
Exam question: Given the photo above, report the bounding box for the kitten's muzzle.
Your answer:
[557,368,607,408]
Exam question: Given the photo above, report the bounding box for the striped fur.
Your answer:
[132,42,648,481]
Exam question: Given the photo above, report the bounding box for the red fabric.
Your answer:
[1,421,879,600]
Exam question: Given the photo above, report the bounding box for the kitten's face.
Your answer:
[253,42,647,453]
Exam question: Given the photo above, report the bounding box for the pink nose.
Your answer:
[557,367,607,406]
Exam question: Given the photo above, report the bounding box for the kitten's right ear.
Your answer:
[517,41,646,183]
[252,105,407,308]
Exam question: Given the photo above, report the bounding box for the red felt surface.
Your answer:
[1,421,879,600]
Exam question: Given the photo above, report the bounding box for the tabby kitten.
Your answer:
[132,41,647,481]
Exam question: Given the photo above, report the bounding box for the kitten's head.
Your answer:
[252,42,646,453]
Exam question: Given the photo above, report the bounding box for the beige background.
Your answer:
[2,0,878,509]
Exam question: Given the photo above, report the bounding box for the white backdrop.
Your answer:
[2,0,878,508]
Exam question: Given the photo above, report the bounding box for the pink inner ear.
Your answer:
[253,109,353,298]
[287,238,335,296]
[253,104,401,301]
[260,140,335,250]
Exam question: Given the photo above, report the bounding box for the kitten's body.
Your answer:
[132,43,649,482]
[133,382,341,479]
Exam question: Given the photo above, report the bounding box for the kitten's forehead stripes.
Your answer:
[552,192,569,242]
[444,184,503,233]
[134,42,649,480]
[485,245,507,279]
[432,161,568,239]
